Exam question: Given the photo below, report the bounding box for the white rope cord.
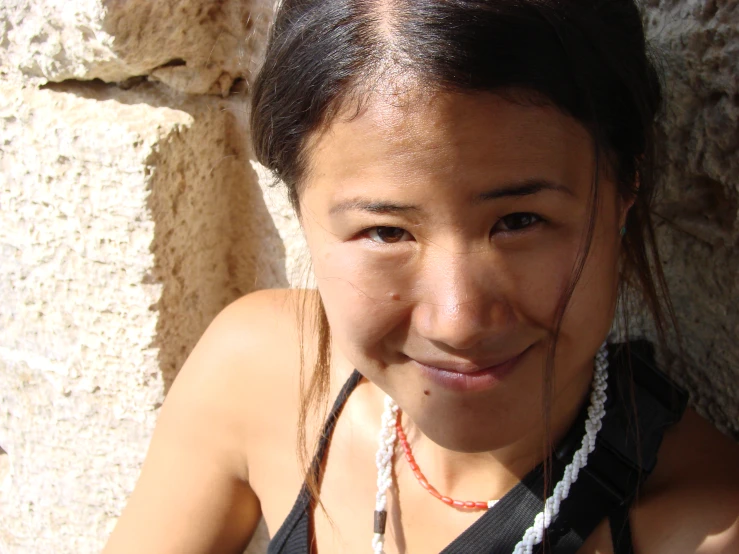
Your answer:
[372,343,610,554]
[512,343,609,554]
[372,395,399,554]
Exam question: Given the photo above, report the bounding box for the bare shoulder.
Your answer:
[630,409,739,553]
[187,287,306,378]
[172,288,314,452]
[191,287,305,370]
[103,288,311,554]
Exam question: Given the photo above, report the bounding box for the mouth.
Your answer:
[411,347,530,393]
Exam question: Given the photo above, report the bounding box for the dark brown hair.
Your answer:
[250,0,677,528]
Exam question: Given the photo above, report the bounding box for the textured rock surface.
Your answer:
[252,161,312,288]
[0,0,274,95]
[0,81,283,553]
[642,0,739,438]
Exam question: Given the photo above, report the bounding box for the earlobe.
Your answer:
[618,197,635,234]
[618,176,639,230]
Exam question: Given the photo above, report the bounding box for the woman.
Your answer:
[104,1,739,553]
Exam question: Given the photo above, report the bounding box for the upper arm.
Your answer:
[630,482,739,554]
[579,411,739,554]
[629,412,739,554]
[103,290,297,554]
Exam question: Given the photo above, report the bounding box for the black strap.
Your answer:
[441,465,552,553]
[307,370,364,484]
[267,370,363,554]
[609,503,635,554]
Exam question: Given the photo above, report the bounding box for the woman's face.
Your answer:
[300,90,628,453]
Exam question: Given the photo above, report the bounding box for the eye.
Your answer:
[366,226,413,244]
[492,213,543,234]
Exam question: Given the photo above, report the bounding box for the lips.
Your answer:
[413,357,518,374]
[411,347,529,392]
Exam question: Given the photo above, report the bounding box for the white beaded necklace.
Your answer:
[372,343,610,554]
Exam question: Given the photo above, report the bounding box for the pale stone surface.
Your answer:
[0,0,274,95]
[642,0,739,438]
[245,519,270,554]
[252,161,313,289]
[0,81,283,553]
[0,82,176,553]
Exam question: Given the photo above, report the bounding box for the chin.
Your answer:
[401,391,538,454]
[418,416,519,453]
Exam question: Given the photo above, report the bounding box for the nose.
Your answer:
[413,249,512,351]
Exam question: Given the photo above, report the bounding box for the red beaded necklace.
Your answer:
[395,410,497,510]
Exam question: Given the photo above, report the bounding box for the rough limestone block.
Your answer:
[252,161,312,288]
[245,519,270,554]
[0,81,284,553]
[641,0,739,438]
[0,0,274,95]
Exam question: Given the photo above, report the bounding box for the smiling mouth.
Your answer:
[411,347,530,392]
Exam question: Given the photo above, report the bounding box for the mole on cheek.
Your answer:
[423,389,431,397]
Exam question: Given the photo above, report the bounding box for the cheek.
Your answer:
[567,196,622,324]
[496,235,581,333]
[313,237,420,301]
[551,206,623,384]
[561,236,620,336]
[312,244,412,361]
[508,194,622,339]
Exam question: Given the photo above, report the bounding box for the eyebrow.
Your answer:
[329,200,420,215]
[476,179,572,201]
[329,179,572,216]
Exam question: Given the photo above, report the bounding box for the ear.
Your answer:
[619,195,636,228]
[618,175,639,229]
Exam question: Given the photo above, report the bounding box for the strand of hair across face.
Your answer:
[372,342,609,554]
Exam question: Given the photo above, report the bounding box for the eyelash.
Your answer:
[492,212,544,235]
[365,226,413,244]
[361,213,544,244]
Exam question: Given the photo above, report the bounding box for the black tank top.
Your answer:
[267,341,687,554]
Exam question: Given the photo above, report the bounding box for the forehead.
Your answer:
[303,88,594,198]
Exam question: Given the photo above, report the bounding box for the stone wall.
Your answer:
[0,1,736,553]
[642,0,739,438]
[0,1,281,552]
